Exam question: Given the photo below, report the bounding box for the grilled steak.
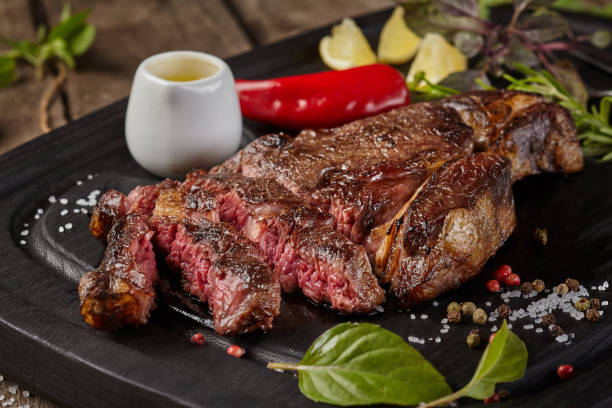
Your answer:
[79,214,158,329]
[213,90,581,254]
[167,219,280,335]
[377,153,516,307]
[187,172,386,313]
[90,179,179,240]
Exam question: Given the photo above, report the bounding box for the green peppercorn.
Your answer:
[565,278,579,291]
[461,302,476,317]
[541,313,556,327]
[586,308,600,322]
[575,297,590,312]
[591,298,601,310]
[447,301,461,314]
[550,324,564,337]
[557,283,569,295]
[447,310,461,323]
[520,282,534,295]
[497,304,511,318]
[473,308,487,325]
[466,329,481,348]
[532,279,545,293]
[534,228,548,246]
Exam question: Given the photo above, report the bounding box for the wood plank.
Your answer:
[43,0,253,119]
[227,0,395,45]
[0,0,66,154]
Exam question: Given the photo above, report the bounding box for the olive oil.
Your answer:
[161,73,207,82]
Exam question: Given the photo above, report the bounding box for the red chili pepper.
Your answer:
[484,393,501,403]
[489,333,496,343]
[190,332,205,345]
[235,64,410,129]
[494,265,512,283]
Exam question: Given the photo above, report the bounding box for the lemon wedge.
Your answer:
[378,6,421,65]
[407,33,467,85]
[319,18,377,70]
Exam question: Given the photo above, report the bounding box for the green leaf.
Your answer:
[60,3,71,23]
[51,39,75,68]
[0,56,16,87]
[457,320,527,399]
[48,9,91,41]
[269,323,452,406]
[68,24,95,55]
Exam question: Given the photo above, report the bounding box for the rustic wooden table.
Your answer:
[0,0,394,406]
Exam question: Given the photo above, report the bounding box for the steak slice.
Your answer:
[167,219,280,335]
[187,172,386,314]
[377,153,516,307]
[213,90,581,253]
[79,214,158,329]
[90,179,179,240]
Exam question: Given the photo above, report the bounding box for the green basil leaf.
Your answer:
[51,39,75,68]
[290,323,452,406]
[59,3,71,23]
[0,56,16,87]
[48,9,90,41]
[457,320,527,399]
[68,24,95,55]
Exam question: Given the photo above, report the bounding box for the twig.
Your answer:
[39,61,66,133]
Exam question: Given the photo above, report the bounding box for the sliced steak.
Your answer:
[90,179,179,240]
[213,90,581,253]
[187,172,386,314]
[377,153,516,307]
[167,219,280,335]
[79,214,158,329]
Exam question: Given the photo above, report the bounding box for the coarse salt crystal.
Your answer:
[535,328,543,333]
[490,325,498,332]
[592,286,597,290]
[59,198,68,205]
[602,301,608,306]
[60,209,68,216]
[408,336,420,343]
[485,301,492,307]
[36,208,43,214]
[73,209,80,213]
[555,334,569,343]
[58,226,64,233]
[420,314,428,319]
[0,375,3,381]
[523,324,534,330]
[7,387,16,395]
[432,301,439,307]
[440,328,448,334]
[441,318,448,324]
[24,405,30,408]
[19,240,26,245]
[435,337,441,343]
[87,174,93,179]
[20,230,28,236]
[48,195,57,203]
[0,396,3,401]
[81,208,88,214]
[21,391,28,398]
[34,214,40,220]
[8,398,13,403]
[507,324,513,329]
[23,223,28,227]
[410,314,416,320]
[65,223,73,230]
[76,180,83,185]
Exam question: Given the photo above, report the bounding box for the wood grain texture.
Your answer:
[0,377,57,408]
[226,0,395,44]
[42,0,253,119]
[0,0,66,155]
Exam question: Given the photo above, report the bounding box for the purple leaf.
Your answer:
[432,0,479,18]
[550,60,587,106]
[453,31,484,58]
[517,11,570,43]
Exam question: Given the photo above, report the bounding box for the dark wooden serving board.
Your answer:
[1,7,612,408]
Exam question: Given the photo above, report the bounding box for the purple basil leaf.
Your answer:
[431,0,479,18]
[453,31,484,58]
[403,2,486,37]
[550,60,588,106]
[512,0,556,8]
[504,38,539,70]
[517,11,570,43]
[439,70,489,92]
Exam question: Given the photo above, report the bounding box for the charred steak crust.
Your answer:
[380,153,516,307]
[79,214,158,329]
[213,90,581,253]
[167,219,280,335]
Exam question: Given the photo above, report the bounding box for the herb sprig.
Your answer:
[0,3,95,86]
[268,320,526,407]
